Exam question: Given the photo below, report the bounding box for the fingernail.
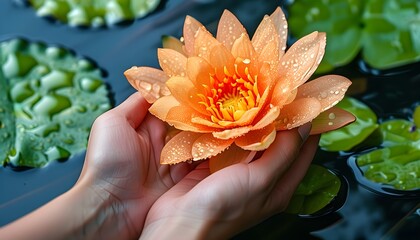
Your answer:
[298,122,312,141]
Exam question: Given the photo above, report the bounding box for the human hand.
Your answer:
[140,124,320,239]
[76,92,193,239]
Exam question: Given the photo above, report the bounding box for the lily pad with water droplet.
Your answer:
[285,165,341,215]
[288,0,420,72]
[356,119,420,191]
[320,97,378,151]
[0,38,111,167]
[0,70,16,164]
[28,0,161,27]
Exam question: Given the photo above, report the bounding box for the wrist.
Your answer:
[71,177,141,239]
[140,212,213,240]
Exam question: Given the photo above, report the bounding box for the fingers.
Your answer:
[112,92,150,128]
[250,123,312,182]
[269,135,320,211]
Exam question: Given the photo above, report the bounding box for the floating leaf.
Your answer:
[356,119,420,190]
[380,119,420,145]
[357,145,420,190]
[288,0,364,73]
[0,70,16,164]
[0,38,111,167]
[363,0,420,69]
[28,0,161,27]
[285,165,341,215]
[288,0,420,72]
[414,105,420,128]
[320,97,378,151]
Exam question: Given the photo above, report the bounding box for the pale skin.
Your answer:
[0,92,320,240]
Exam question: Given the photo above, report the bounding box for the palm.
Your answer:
[79,94,192,237]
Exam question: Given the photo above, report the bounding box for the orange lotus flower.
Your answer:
[125,7,355,172]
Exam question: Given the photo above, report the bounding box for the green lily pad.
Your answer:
[380,119,420,145]
[363,0,420,69]
[288,0,420,73]
[288,0,364,73]
[285,165,341,215]
[414,105,420,128]
[320,97,378,151]
[28,0,161,27]
[356,119,420,190]
[0,38,111,167]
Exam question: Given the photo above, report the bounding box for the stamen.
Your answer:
[198,57,262,125]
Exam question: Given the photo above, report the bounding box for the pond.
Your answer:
[0,0,419,239]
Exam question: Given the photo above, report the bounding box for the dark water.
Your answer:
[0,0,419,239]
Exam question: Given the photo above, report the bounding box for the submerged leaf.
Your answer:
[320,97,378,151]
[0,38,111,167]
[285,165,341,215]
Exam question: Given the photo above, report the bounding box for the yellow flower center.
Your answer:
[198,59,261,125]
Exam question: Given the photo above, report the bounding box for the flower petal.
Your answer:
[297,75,352,111]
[124,66,170,103]
[310,107,356,135]
[275,97,322,130]
[217,107,260,128]
[235,124,276,151]
[252,15,279,59]
[269,7,288,57]
[165,76,209,115]
[183,16,204,56]
[186,56,215,87]
[194,27,220,61]
[161,131,203,164]
[162,35,186,55]
[231,33,258,64]
[209,144,256,173]
[166,106,217,133]
[192,134,234,160]
[258,40,279,75]
[191,117,226,129]
[278,31,326,91]
[212,126,252,139]
[149,95,180,120]
[217,9,248,51]
[252,105,280,130]
[209,44,235,81]
[158,48,187,78]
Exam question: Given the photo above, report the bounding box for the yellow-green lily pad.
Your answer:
[320,97,378,151]
[28,0,161,27]
[285,165,342,215]
[356,119,420,190]
[0,38,111,167]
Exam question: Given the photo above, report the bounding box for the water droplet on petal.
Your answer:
[243,58,251,64]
